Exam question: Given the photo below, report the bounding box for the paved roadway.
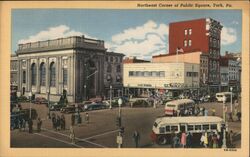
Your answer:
[11,101,241,148]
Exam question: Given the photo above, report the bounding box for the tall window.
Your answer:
[188,40,192,46]
[63,68,68,85]
[189,28,192,35]
[116,65,121,73]
[107,64,112,73]
[184,40,187,47]
[184,29,188,35]
[22,70,26,83]
[50,62,56,87]
[31,63,37,85]
[40,63,46,86]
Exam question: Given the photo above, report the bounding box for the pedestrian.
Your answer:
[52,113,56,129]
[208,132,213,148]
[77,114,82,126]
[133,130,140,148]
[180,131,187,148]
[69,125,75,144]
[28,118,33,133]
[56,115,61,131]
[228,112,234,122]
[211,108,216,116]
[85,112,89,124]
[22,118,26,131]
[170,130,175,148]
[236,111,241,121]
[71,114,75,126]
[212,133,219,148]
[18,117,22,132]
[37,117,42,132]
[173,133,180,148]
[228,130,234,148]
[200,132,208,148]
[60,114,65,130]
[186,132,192,148]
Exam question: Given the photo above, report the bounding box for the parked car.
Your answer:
[132,99,151,107]
[60,105,83,114]
[84,102,107,111]
[33,97,48,105]
[49,103,65,111]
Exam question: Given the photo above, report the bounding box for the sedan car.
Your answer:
[84,103,107,111]
[60,105,83,114]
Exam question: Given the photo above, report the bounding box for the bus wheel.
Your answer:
[157,136,167,145]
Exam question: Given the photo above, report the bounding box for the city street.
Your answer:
[11,101,241,148]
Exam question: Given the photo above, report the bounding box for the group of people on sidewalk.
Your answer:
[51,113,66,131]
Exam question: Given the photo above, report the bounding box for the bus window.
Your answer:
[187,125,194,131]
[171,126,178,131]
[159,127,165,133]
[167,104,175,108]
[210,124,217,130]
[195,125,201,130]
[202,124,209,130]
[166,126,170,132]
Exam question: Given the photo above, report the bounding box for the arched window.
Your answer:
[50,62,56,87]
[116,65,121,73]
[31,63,37,85]
[40,63,46,86]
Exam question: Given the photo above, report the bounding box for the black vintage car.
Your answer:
[60,105,83,114]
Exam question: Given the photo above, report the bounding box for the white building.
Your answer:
[123,62,199,97]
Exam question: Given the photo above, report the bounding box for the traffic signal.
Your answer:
[116,116,121,127]
[120,127,125,134]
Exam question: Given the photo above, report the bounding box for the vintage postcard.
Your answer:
[0,1,249,157]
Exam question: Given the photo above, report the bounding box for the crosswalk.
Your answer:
[33,127,118,148]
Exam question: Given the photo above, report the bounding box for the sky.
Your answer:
[12,9,242,60]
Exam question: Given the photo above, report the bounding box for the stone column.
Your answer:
[26,59,30,92]
[18,60,22,93]
[68,56,72,95]
[36,59,40,93]
[56,57,59,94]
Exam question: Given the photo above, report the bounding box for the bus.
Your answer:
[165,99,195,116]
[151,116,225,145]
[216,92,232,102]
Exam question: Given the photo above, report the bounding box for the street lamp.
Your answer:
[117,98,123,148]
[230,87,233,113]
[109,85,112,109]
[28,92,32,119]
[222,96,227,148]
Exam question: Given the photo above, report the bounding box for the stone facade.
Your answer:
[12,36,124,102]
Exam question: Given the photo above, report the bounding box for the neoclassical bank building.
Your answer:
[11,36,124,103]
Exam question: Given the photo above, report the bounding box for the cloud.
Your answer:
[107,20,169,60]
[231,21,239,25]
[18,25,92,44]
[221,26,237,45]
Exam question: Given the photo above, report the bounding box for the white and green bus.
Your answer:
[151,116,225,145]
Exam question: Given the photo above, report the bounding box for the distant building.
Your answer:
[11,36,124,102]
[220,52,241,93]
[154,18,223,95]
[123,56,150,64]
[123,62,199,97]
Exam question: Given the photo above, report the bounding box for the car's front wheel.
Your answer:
[157,136,167,145]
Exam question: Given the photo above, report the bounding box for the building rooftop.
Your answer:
[123,57,150,64]
[16,35,106,54]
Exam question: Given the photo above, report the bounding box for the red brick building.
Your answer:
[168,18,223,94]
